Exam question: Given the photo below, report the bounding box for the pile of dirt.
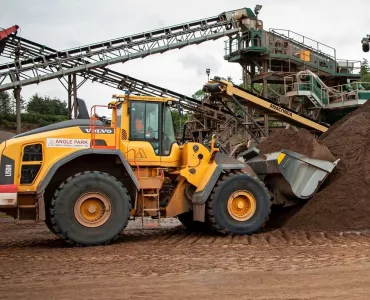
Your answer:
[258,128,336,162]
[284,101,370,230]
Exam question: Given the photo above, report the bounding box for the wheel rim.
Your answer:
[227,191,256,221]
[74,192,111,227]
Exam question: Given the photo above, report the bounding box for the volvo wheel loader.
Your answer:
[0,93,337,246]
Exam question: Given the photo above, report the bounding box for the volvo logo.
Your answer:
[79,127,115,134]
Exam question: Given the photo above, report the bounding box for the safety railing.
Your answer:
[224,28,347,75]
[286,79,370,107]
[224,29,269,56]
[268,31,337,73]
[336,60,362,75]
[123,148,141,179]
[89,104,117,149]
[269,28,336,60]
[323,82,370,104]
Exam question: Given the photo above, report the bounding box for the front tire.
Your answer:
[207,172,271,235]
[49,171,131,246]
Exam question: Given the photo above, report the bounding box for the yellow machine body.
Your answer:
[0,94,246,224]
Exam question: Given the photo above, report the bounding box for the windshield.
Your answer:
[162,106,176,155]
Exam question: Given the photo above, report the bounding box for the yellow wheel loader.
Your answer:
[0,94,337,246]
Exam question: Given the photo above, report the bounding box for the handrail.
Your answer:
[269,28,336,60]
[123,148,140,179]
[89,104,117,149]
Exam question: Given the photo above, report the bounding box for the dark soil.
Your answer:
[284,101,370,230]
[257,128,336,162]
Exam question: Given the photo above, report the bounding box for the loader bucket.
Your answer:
[240,147,339,200]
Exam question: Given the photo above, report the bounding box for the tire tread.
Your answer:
[49,171,131,246]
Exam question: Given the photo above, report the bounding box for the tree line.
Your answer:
[0,92,68,131]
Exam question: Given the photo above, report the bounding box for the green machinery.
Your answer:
[222,5,367,127]
[282,70,370,124]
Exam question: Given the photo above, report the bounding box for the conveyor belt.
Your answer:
[203,79,329,133]
[0,34,231,123]
[0,8,250,91]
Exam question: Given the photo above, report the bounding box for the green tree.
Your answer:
[360,58,369,78]
[26,93,68,116]
[192,89,205,101]
[171,109,188,137]
[359,58,370,89]
[10,94,26,114]
[0,91,11,119]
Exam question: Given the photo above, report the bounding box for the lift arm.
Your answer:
[203,79,328,133]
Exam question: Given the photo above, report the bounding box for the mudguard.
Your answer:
[36,149,139,194]
[191,152,248,205]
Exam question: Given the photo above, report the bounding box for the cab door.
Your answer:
[127,101,161,166]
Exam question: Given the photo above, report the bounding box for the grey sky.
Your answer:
[1,0,369,114]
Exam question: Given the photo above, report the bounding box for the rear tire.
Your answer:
[207,172,271,235]
[49,171,131,246]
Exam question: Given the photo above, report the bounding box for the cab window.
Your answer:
[130,102,159,140]
[162,106,176,155]
[130,101,160,154]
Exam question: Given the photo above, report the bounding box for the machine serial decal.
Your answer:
[4,164,12,177]
[46,138,91,148]
[269,103,293,117]
[79,127,115,134]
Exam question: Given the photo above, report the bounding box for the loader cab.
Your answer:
[129,100,176,156]
[113,95,180,167]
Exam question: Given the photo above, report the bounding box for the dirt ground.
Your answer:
[1,218,370,300]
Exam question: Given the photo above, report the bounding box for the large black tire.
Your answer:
[45,218,59,236]
[207,172,271,235]
[49,171,131,246]
[177,211,210,233]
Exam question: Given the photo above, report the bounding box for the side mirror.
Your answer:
[211,134,219,153]
[177,103,184,117]
[181,122,188,145]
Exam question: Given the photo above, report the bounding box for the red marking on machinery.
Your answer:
[0,25,19,41]
[0,184,17,193]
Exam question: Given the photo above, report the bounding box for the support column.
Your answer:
[13,87,22,134]
[67,75,72,119]
[14,49,22,134]
[67,74,78,119]
[242,63,251,144]
[73,74,78,118]
[262,60,269,136]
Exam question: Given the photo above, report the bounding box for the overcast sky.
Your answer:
[1,0,369,114]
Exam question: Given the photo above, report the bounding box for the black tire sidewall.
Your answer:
[178,211,210,232]
[212,174,270,234]
[52,172,130,245]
